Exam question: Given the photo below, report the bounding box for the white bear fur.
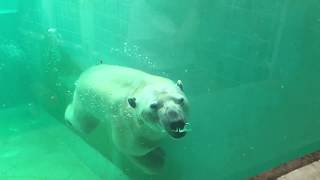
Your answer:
[65,64,189,174]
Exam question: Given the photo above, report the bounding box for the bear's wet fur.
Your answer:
[65,64,189,174]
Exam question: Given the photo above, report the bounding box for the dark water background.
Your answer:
[0,0,320,179]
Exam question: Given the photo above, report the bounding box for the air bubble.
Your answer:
[47,28,57,33]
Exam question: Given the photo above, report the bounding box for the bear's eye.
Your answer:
[177,97,184,106]
[128,97,137,108]
[150,102,159,110]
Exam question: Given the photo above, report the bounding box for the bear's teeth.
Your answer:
[174,128,183,133]
[173,128,191,133]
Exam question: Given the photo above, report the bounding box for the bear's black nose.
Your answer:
[170,120,185,131]
[167,109,179,119]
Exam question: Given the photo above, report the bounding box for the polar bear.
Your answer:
[65,64,189,174]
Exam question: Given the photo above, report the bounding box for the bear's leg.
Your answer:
[129,147,166,175]
[65,102,99,134]
[65,103,76,127]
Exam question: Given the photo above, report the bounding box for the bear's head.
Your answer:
[128,80,190,139]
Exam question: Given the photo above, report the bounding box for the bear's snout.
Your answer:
[163,108,187,139]
[167,109,179,119]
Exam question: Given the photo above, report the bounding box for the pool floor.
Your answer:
[0,104,128,180]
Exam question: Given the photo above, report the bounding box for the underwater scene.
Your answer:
[0,0,320,179]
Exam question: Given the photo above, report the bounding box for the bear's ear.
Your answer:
[176,80,184,91]
[128,97,137,108]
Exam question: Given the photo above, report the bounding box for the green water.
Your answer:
[0,0,320,179]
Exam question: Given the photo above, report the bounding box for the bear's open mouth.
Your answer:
[168,123,191,139]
